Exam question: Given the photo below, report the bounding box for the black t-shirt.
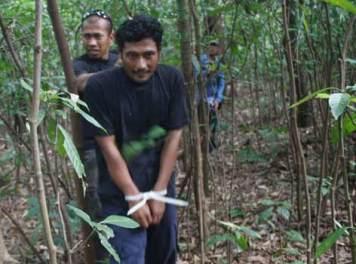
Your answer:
[73,52,118,76]
[84,65,189,205]
[73,52,118,148]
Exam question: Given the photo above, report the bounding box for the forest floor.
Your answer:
[0,85,354,263]
[177,86,354,264]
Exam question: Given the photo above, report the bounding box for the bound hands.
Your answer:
[128,200,165,228]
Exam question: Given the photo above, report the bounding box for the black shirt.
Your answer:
[84,65,189,204]
[73,52,118,148]
[73,52,118,76]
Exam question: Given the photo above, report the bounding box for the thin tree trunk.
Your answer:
[31,2,57,263]
[46,0,94,262]
[283,1,312,263]
[176,0,207,262]
[189,0,210,198]
[313,109,329,264]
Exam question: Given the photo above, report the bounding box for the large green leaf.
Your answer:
[329,93,351,119]
[20,79,33,92]
[331,112,356,143]
[67,204,94,228]
[95,223,115,239]
[316,228,347,258]
[286,230,305,243]
[60,96,107,133]
[322,0,356,14]
[207,233,235,248]
[100,215,139,229]
[98,232,120,263]
[234,232,249,251]
[238,226,261,239]
[58,125,85,178]
[277,206,290,221]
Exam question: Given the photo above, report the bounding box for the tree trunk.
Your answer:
[176,0,207,262]
[31,1,57,263]
[46,0,94,263]
[289,0,312,127]
[283,1,312,263]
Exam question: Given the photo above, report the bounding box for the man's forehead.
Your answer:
[122,38,158,52]
[82,17,111,32]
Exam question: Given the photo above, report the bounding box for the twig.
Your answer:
[0,13,26,77]
[1,208,46,264]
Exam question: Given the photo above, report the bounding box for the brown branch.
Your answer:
[46,0,76,94]
[0,13,26,78]
[0,113,31,152]
[1,209,46,264]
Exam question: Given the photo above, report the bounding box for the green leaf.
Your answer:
[229,208,245,218]
[207,233,235,248]
[258,207,273,222]
[76,107,107,133]
[286,230,305,243]
[331,113,356,143]
[260,199,277,206]
[146,126,166,139]
[238,226,261,239]
[20,79,33,92]
[238,147,266,163]
[289,87,335,108]
[55,126,66,157]
[98,232,120,263]
[315,93,330,99]
[67,204,94,228]
[58,125,85,178]
[60,97,107,133]
[216,219,239,231]
[329,93,351,119]
[277,206,290,220]
[100,215,139,229]
[95,223,114,239]
[345,58,356,65]
[316,228,347,258]
[284,247,301,256]
[322,0,356,14]
[234,232,249,251]
[47,118,57,143]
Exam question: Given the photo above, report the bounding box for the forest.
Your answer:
[0,0,355,263]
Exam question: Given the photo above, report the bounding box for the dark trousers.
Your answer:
[80,147,102,218]
[209,108,218,150]
[100,203,177,264]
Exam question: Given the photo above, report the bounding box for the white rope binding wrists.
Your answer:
[125,189,188,216]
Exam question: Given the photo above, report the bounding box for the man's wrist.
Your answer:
[122,184,140,197]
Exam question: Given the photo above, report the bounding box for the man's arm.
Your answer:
[95,135,152,228]
[149,128,183,224]
[75,73,95,92]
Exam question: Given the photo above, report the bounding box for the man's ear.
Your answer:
[110,31,115,42]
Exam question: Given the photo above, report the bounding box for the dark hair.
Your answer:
[209,41,219,47]
[81,9,113,32]
[115,15,163,51]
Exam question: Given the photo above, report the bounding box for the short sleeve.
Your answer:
[164,69,190,130]
[73,60,88,76]
[83,77,115,137]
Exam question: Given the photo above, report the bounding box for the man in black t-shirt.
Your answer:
[85,15,189,264]
[73,9,118,218]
